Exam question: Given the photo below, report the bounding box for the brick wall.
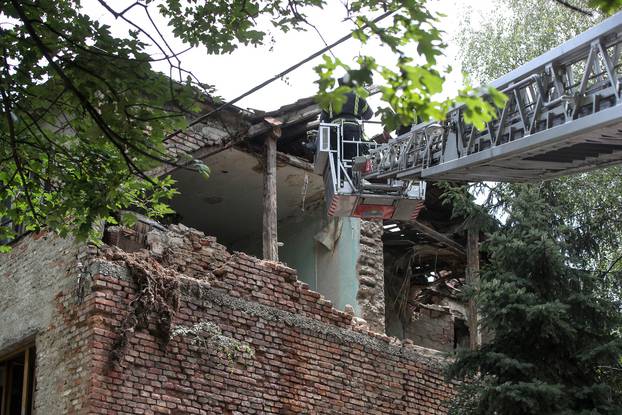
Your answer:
[154,109,249,177]
[0,232,94,414]
[356,220,385,333]
[87,225,454,414]
[1,226,456,414]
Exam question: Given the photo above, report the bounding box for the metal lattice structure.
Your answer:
[314,122,426,221]
[363,11,622,184]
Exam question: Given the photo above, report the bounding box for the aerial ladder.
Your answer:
[314,11,622,221]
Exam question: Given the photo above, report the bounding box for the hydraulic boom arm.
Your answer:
[315,12,622,221]
[364,11,622,183]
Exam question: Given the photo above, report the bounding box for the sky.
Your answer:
[82,0,498,117]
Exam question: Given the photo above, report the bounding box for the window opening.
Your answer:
[0,345,35,415]
[453,318,470,350]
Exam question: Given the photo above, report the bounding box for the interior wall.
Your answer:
[272,206,322,288]
[383,245,469,351]
[405,308,455,352]
[229,232,262,258]
[169,148,325,251]
[170,148,364,317]
[315,215,361,315]
[233,203,362,315]
[384,248,407,339]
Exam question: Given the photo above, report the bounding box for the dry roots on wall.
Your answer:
[104,240,255,368]
[106,248,181,365]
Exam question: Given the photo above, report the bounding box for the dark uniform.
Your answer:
[320,92,373,163]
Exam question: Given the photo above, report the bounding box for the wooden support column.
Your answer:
[262,118,282,261]
[466,227,481,350]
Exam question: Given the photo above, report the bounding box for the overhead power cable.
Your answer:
[164,9,395,141]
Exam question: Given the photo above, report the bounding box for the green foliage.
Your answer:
[447,2,622,412]
[590,0,622,14]
[446,376,489,414]
[1,0,506,250]
[539,171,622,276]
[0,0,330,247]
[456,0,622,277]
[455,85,509,131]
[0,0,196,244]
[445,185,622,414]
[313,0,505,132]
[158,0,325,53]
[457,0,602,86]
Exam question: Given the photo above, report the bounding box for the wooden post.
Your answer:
[466,227,481,350]
[262,118,281,261]
[21,347,30,415]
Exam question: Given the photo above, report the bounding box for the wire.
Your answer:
[551,0,594,16]
[164,9,395,141]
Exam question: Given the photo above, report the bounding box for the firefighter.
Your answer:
[320,74,373,164]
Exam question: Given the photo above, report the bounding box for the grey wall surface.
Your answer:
[0,233,90,414]
[0,233,79,351]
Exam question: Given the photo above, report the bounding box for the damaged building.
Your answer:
[160,96,475,347]
[0,95,475,414]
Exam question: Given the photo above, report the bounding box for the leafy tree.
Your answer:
[0,0,506,250]
[590,0,622,13]
[457,0,601,84]
[457,0,622,280]
[446,1,622,413]
[1,0,618,250]
[445,184,622,414]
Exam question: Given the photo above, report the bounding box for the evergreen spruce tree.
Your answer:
[446,184,622,414]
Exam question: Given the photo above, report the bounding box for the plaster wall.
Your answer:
[236,204,363,318]
[0,233,77,350]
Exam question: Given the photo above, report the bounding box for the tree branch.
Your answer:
[1,35,40,223]
[35,19,193,63]
[552,0,594,16]
[0,87,40,223]
[10,1,201,182]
